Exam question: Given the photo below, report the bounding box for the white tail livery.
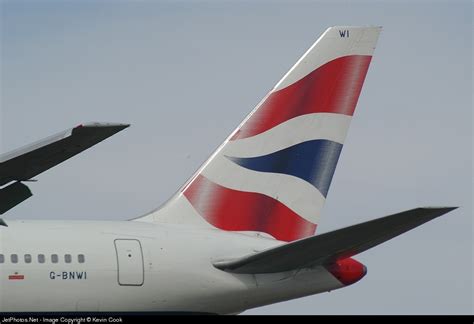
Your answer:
[0,26,456,314]
[138,26,380,241]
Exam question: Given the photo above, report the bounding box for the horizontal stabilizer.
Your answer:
[213,207,457,274]
[0,182,32,215]
[0,123,129,187]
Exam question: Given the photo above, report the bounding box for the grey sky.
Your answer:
[1,0,472,315]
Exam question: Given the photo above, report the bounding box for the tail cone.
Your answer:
[326,258,367,286]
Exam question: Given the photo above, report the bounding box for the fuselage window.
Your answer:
[24,254,32,263]
[11,254,18,263]
[38,254,45,263]
[0,254,4,263]
[64,254,72,263]
[78,254,85,263]
[51,254,58,263]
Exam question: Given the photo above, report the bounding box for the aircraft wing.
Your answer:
[213,207,457,274]
[0,123,129,214]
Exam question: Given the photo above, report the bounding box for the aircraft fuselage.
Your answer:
[0,220,345,314]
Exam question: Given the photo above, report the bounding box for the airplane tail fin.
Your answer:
[136,26,382,241]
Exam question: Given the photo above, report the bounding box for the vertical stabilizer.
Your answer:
[136,26,382,242]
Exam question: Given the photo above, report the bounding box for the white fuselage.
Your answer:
[0,220,344,314]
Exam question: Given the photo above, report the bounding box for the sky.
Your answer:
[1,0,472,315]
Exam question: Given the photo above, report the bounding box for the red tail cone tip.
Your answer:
[327,258,367,286]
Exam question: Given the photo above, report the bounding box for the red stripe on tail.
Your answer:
[183,175,316,241]
[232,55,372,140]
